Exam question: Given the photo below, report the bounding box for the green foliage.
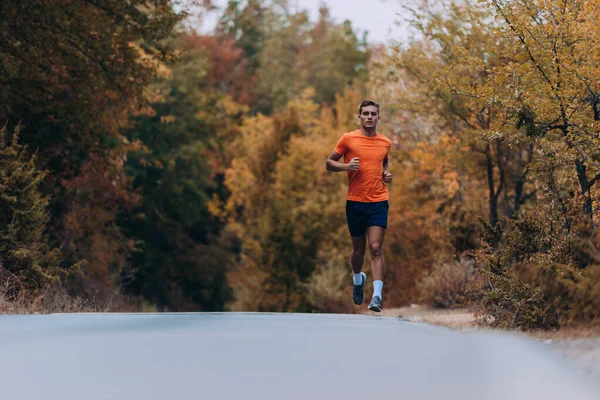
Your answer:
[216,0,268,73]
[123,228,233,311]
[215,2,369,114]
[0,124,66,289]
[120,35,240,311]
[255,7,369,114]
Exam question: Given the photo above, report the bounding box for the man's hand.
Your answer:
[347,157,360,171]
[383,170,392,183]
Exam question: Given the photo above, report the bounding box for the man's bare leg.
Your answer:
[367,226,386,280]
[350,235,367,305]
[367,226,386,311]
[350,235,366,274]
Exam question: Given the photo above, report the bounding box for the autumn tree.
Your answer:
[466,0,600,223]
[448,0,600,328]
[0,0,185,302]
[377,0,536,228]
[0,0,184,172]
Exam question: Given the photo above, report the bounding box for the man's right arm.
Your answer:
[326,150,359,172]
[326,150,348,172]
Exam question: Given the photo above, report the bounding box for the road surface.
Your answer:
[1,312,599,400]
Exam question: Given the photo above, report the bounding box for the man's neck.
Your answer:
[360,127,377,137]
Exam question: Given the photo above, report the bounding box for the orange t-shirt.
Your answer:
[333,130,392,203]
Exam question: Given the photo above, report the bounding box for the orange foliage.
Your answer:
[59,153,139,301]
[185,34,257,105]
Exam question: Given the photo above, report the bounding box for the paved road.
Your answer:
[1,312,599,400]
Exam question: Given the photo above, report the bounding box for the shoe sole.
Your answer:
[352,272,366,305]
[368,304,381,312]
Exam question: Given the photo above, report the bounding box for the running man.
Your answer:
[325,99,392,312]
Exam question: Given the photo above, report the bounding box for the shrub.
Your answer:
[416,257,479,308]
[304,253,356,314]
[472,212,599,331]
[523,262,600,326]
[471,266,560,330]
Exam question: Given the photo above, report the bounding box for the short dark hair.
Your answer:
[358,100,380,115]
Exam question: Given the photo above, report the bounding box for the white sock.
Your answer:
[353,272,364,285]
[373,280,383,299]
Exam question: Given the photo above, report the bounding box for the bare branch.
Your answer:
[491,1,556,91]
[587,173,600,190]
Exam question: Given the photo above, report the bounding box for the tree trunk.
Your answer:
[575,159,593,220]
[512,145,534,219]
[486,144,499,226]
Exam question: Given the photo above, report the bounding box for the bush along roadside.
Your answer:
[469,215,600,331]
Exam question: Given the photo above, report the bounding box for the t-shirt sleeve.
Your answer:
[333,135,348,155]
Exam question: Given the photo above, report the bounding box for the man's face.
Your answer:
[358,105,379,129]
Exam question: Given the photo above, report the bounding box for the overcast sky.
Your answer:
[189,0,413,45]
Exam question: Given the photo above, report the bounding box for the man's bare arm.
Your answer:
[326,150,359,172]
[382,155,392,182]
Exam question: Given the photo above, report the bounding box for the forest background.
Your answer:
[1,0,599,331]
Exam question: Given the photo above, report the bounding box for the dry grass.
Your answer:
[0,274,144,314]
[373,304,478,330]
[367,304,600,341]
[526,325,600,340]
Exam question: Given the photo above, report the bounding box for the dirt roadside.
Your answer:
[362,305,600,383]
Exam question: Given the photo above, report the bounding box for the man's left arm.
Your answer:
[383,154,392,183]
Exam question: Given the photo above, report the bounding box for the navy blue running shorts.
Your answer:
[345,200,389,237]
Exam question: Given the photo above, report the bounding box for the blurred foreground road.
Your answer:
[1,312,599,400]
